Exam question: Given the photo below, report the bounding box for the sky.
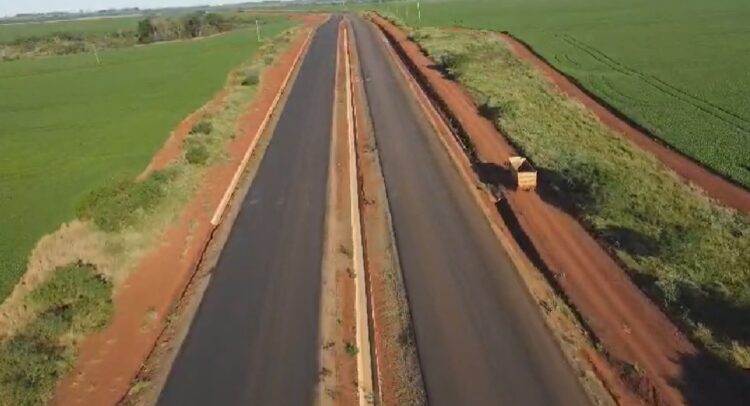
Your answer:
[0,0,265,17]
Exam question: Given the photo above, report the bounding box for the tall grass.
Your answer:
[412,27,750,369]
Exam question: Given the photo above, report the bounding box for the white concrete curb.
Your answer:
[345,22,376,406]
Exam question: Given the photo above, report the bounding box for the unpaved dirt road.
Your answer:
[157,16,340,406]
[349,16,589,405]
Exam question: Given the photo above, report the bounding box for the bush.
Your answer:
[0,263,113,406]
[189,119,213,135]
[137,18,155,44]
[436,51,468,78]
[241,68,260,86]
[77,169,174,232]
[345,342,358,357]
[184,140,210,165]
[30,263,113,334]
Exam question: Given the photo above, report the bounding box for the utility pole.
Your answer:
[92,45,101,66]
[255,19,261,42]
[418,0,422,24]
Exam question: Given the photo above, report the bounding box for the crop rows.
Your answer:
[381,0,750,188]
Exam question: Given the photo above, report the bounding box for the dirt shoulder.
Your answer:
[498,33,750,215]
[52,15,325,406]
[370,14,747,406]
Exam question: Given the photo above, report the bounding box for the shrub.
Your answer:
[76,169,174,232]
[241,68,260,86]
[436,51,467,78]
[137,18,155,44]
[30,262,113,334]
[0,263,112,406]
[345,342,358,357]
[184,140,210,165]
[189,119,213,135]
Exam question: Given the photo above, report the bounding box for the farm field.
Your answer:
[0,18,294,304]
[0,16,141,42]
[381,0,750,189]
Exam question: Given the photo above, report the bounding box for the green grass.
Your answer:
[373,0,750,189]
[411,27,750,368]
[0,16,141,43]
[0,19,294,304]
[0,262,113,406]
[76,169,177,232]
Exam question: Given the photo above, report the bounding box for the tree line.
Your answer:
[136,12,233,44]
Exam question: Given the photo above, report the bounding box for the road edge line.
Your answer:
[210,26,315,226]
[345,21,376,406]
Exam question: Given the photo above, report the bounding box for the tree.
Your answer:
[183,13,203,38]
[204,13,227,31]
[136,18,155,43]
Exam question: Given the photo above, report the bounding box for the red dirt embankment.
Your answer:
[52,15,325,406]
[372,15,746,406]
[499,33,750,215]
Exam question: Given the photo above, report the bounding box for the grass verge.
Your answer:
[408,27,750,370]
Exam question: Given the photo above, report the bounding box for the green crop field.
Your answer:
[0,18,294,303]
[0,16,141,42]
[379,0,750,189]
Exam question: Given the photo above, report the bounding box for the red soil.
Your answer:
[140,91,228,178]
[351,32,408,406]
[499,33,750,215]
[333,22,358,405]
[52,16,325,406]
[372,15,743,406]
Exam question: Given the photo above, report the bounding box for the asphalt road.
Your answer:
[157,16,340,406]
[350,16,590,405]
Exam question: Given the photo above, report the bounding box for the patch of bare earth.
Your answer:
[315,20,359,406]
[350,23,426,406]
[50,16,326,406]
[370,13,712,406]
